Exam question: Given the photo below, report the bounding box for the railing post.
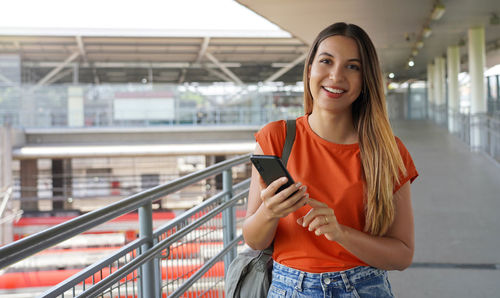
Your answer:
[222,169,236,272]
[138,202,156,298]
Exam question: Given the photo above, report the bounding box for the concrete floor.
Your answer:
[388,120,500,297]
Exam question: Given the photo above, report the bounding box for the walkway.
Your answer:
[389,120,500,297]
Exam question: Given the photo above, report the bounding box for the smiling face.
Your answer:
[308,35,363,115]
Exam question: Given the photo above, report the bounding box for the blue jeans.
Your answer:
[268,261,394,298]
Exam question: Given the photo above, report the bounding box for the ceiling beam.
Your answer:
[204,52,243,85]
[75,36,88,63]
[196,37,210,63]
[92,67,100,84]
[177,69,187,84]
[264,52,307,83]
[22,61,241,69]
[203,66,233,82]
[45,68,73,85]
[35,51,80,87]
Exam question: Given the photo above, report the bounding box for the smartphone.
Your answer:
[250,154,296,195]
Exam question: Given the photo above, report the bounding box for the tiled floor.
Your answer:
[389,120,500,297]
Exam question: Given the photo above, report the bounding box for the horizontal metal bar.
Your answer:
[40,237,148,297]
[0,153,250,270]
[76,190,247,297]
[170,234,243,298]
[153,178,250,238]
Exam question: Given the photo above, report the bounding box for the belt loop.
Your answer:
[340,272,354,292]
[294,271,305,292]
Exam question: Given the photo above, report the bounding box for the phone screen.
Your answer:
[250,154,296,194]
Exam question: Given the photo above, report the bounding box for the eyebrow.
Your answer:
[317,52,361,63]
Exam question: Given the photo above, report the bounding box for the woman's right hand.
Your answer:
[259,176,309,220]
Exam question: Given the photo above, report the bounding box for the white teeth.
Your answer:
[323,87,345,93]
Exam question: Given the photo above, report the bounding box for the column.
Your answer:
[20,159,38,211]
[468,27,486,151]
[52,159,73,210]
[447,46,460,133]
[427,63,435,119]
[0,126,14,245]
[68,86,84,127]
[434,56,446,124]
[0,126,13,189]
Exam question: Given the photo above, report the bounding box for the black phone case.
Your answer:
[250,155,296,194]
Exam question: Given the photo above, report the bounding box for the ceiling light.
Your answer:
[412,49,419,56]
[416,41,424,49]
[431,3,446,20]
[388,73,395,79]
[408,60,415,67]
[422,27,432,38]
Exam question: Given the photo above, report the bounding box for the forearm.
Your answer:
[242,204,279,250]
[337,225,413,271]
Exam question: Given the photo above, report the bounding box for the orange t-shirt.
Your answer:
[255,115,418,272]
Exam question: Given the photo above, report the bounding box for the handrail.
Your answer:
[170,235,243,298]
[0,153,251,270]
[41,178,250,297]
[71,188,248,298]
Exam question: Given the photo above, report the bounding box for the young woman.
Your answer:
[242,22,418,297]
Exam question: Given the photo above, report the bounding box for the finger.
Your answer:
[307,215,328,232]
[281,189,309,212]
[267,177,289,195]
[272,185,308,214]
[306,197,328,208]
[300,208,322,228]
[260,177,287,199]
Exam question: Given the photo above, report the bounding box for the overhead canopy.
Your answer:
[236,0,500,80]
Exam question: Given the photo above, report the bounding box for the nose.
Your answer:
[329,65,345,82]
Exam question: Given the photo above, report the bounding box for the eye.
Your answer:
[319,58,332,64]
[347,64,361,71]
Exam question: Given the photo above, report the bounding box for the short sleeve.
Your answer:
[254,120,286,157]
[394,137,419,193]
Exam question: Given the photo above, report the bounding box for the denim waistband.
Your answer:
[272,261,387,292]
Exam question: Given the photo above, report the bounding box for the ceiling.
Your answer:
[0,35,308,85]
[0,0,499,85]
[236,0,500,81]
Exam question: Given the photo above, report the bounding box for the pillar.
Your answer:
[20,159,38,211]
[68,86,84,127]
[52,159,73,210]
[427,63,435,119]
[1,127,14,245]
[0,126,13,189]
[468,27,486,151]
[434,56,446,124]
[447,46,460,133]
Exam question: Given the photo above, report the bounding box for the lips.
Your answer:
[322,86,346,98]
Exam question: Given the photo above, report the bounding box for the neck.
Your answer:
[308,110,358,144]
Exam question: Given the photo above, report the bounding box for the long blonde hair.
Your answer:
[303,22,406,236]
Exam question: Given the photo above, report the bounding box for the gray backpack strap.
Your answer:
[281,119,296,168]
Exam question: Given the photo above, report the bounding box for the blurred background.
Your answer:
[0,0,499,297]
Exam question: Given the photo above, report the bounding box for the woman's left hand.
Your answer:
[297,198,345,242]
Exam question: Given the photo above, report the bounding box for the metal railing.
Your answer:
[448,109,500,164]
[0,154,251,297]
[0,83,304,129]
